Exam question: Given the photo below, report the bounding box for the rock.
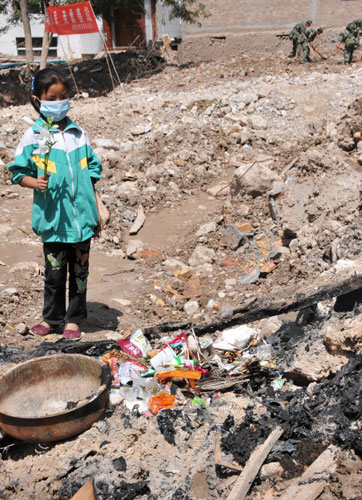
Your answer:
[130,125,151,136]
[221,225,245,251]
[173,268,192,281]
[10,262,41,274]
[260,462,283,480]
[129,206,145,235]
[162,258,188,269]
[116,182,140,198]
[126,240,144,258]
[92,138,119,150]
[269,246,290,260]
[207,182,230,198]
[188,246,215,267]
[323,320,362,354]
[97,195,110,224]
[123,210,135,222]
[103,151,122,168]
[4,288,17,296]
[286,336,348,383]
[16,323,29,335]
[112,298,132,307]
[193,263,214,275]
[240,267,260,285]
[247,115,268,130]
[236,222,252,232]
[260,261,277,276]
[259,317,283,338]
[196,221,217,237]
[0,140,6,148]
[221,257,239,267]
[119,142,134,152]
[184,300,199,315]
[233,163,280,198]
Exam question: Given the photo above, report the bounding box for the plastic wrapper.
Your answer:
[148,393,176,415]
[129,329,152,356]
[118,361,147,385]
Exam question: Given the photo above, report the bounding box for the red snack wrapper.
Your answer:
[117,339,143,358]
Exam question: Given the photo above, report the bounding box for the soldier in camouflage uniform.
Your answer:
[299,27,323,63]
[18,63,35,91]
[346,21,359,36]
[288,19,312,57]
[353,18,362,29]
[338,29,359,64]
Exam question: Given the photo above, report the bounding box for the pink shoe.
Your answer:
[30,323,53,336]
[63,325,81,340]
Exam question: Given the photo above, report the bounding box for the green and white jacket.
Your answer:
[9,116,102,243]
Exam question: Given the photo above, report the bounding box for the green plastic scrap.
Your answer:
[271,378,285,390]
[191,396,207,408]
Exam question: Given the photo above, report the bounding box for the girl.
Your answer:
[8,67,102,340]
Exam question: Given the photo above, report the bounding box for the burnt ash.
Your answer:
[221,354,362,477]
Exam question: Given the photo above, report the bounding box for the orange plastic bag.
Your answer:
[148,393,176,415]
[156,369,201,383]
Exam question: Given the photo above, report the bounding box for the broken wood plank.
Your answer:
[70,477,96,500]
[129,205,145,235]
[278,445,339,500]
[226,426,284,500]
[144,262,362,335]
[162,34,178,64]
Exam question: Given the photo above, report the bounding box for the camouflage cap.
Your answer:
[317,27,324,33]
[306,19,313,24]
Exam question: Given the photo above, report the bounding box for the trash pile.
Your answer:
[101,326,284,417]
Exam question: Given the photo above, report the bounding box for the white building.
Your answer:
[0,1,181,62]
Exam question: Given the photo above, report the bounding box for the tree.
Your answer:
[47,0,208,27]
[162,0,209,25]
[19,0,34,64]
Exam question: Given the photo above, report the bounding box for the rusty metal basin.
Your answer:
[0,354,110,442]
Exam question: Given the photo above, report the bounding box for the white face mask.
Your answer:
[39,99,71,122]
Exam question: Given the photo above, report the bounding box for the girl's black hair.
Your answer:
[30,67,71,112]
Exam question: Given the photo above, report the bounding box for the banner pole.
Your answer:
[57,35,81,95]
[88,2,122,87]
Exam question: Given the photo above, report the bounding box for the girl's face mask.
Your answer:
[39,99,71,122]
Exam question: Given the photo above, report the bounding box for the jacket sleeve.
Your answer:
[8,128,37,185]
[84,131,102,183]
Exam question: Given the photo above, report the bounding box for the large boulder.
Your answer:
[232,163,280,198]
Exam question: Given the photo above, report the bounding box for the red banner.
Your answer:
[46,1,99,35]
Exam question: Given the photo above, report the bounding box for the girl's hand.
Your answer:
[36,174,50,190]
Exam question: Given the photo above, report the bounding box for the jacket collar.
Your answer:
[32,116,82,134]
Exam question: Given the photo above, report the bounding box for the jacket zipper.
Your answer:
[62,131,81,242]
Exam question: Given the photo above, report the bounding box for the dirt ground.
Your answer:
[0,30,362,499]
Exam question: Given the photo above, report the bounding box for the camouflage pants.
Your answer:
[301,42,311,62]
[344,46,354,64]
[42,239,91,326]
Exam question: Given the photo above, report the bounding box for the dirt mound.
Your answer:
[0,51,165,108]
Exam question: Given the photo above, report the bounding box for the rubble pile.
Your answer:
[0,41,362,499]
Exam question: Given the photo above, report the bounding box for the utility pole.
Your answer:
[19,0,34,64]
